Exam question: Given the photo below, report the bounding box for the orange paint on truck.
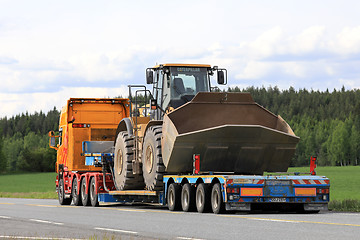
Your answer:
[56,98,130,172]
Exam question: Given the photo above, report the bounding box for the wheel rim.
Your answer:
[183,190,189,206]
[212,190,219,209]
[90,181,95,200]
[73,179,77,199]
[169,189,174,206]
[59,180,64,201]
[145,145,154,174]
[81,180,86,200]
[115,149,123,175]
[197,189,203,206]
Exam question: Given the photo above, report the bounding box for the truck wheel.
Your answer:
[58,178,72,205]
[142,126,165,191]
[181,183,195,212]
[72,177,82,206]
[89,177,99,207]
[196,183,211,213]
[80,177,90,206]
[211,183,225,214]
[167,183,181,211]
[114,131,144,190]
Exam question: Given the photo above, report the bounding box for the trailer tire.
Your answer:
[168,183,181,211]
[80,177,90,206]
[114,131,144,190]
[181,183,195,212]
[72,177,82,206]
[142,126,165,191]
[89,177,99,207]
[211,183,225,214]
[58,178,72,205]
[196,183,211,213]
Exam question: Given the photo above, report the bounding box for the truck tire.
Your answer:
[89,177,99,207]
[196,183,211,213]
[80,177,90,206]
[72,177,82,206]
[58,178,72,205]
[167,183,181,211]
[114,131,144,190]
[181,183,195,212]
[142,126,165,191]
[211,183,225,214]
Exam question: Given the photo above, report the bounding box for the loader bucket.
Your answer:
[161,92,300,175]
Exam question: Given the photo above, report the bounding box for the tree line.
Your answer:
[229,86,360,167]
[0,108,59,172]
[0,87,359,173]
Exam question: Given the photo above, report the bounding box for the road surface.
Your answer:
[1,198,360,239]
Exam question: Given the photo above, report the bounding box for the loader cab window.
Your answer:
[170,67,209,98]
[168,67,210,108]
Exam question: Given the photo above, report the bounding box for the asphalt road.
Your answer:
[1,198,360,240]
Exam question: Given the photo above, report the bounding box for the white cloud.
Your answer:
[1,1,360,117]
[333,26,360,55]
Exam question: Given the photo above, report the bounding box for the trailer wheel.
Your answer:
[211,183,225,214]
[142,126,165,191]
[89,177,99,207]
[72,177,82,206]
[80,177,90,206]
[196,183,211,213]
[58,178,72,205]
[167,183,181,211]
[181,183,195,212]
[114,131,144,190]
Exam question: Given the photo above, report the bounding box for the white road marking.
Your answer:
[250,218,299,223]
[116,208,147,213]
[95,227,138,234]
[0,236,83,240]
[29,219,64,225]
[0,216,11,219]
[177,237,205,240]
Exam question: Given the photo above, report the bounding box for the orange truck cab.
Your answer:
[49,98,130,205]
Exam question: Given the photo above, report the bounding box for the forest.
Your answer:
[0,86,359,173]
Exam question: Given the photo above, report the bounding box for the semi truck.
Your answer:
[49,63,330,213]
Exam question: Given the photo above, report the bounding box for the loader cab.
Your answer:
[146,64,227,120]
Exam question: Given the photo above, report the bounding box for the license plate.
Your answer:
[271,197,286,202]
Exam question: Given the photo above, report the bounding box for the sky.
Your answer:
[1,0,360,118]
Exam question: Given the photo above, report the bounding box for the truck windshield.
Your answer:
[169,67,210,99]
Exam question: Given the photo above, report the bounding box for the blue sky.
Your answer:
[1,0,360,117]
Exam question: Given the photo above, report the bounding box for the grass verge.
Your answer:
[328,199,360,212]
[0,191,57,199]
[0,172,57,199]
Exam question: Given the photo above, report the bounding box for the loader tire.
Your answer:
[142,126,165,191]
[114,131,144,190]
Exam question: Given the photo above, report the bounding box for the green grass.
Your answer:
[0,172,57,199]
[288,166,360,201]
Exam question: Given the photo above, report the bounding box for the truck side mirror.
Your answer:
[48,131,58,150]
[146,69,154,84]
[217,70,225,85]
